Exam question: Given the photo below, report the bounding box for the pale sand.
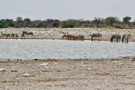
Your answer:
[0,57,135,90]
[0,28,135,41]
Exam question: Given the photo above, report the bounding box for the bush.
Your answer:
[60,21,74,28]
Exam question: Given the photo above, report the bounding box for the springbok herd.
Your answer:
[0,33,19,39]
[0,31,33,39]
[62,35,84,40]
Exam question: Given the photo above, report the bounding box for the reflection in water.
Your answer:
[0,39,135,60]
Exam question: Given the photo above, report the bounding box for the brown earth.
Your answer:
[0,57,135,90]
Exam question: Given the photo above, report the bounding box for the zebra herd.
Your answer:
[62,33,131,43]
[110,34,131,43]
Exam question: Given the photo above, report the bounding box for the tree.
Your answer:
[52,20,60,27]
[123,16,131,24]
[31,20,43,27]
[92,18,104,28]
[15,17,24,27]
[24,18,31,27]
[46,19,60,27]
[104,17,119,26]
[132,20,135,25]
[5,19,14,27]
[0,20,6,28]
[16,17,23,22]
[0,19,14,28]
[40,19,60,28]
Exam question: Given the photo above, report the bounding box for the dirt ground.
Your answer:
[0,57,135,90]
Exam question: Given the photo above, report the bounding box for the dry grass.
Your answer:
[122,83,135,86]
[35,77,87,82]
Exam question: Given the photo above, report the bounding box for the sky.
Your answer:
[0,0,135,21]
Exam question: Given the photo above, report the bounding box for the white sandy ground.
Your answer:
[0,28,135,41]
[0,57,135,90]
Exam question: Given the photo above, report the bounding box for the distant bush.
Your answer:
[60,21,74,28]
[114,25,123,29]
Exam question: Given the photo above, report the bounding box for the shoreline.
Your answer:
[0,56,134,63]
[0,55,134,62]
[0,38,135,42]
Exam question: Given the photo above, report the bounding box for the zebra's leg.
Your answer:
[127,38,129,43]
[91,36,93,41]
[110,37,113,42]
[116,38,118,42]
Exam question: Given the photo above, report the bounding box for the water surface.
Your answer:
[0,39,135,60]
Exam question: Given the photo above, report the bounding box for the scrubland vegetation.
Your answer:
[0,16,135,29]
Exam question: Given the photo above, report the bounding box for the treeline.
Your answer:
[0,16,135,29]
